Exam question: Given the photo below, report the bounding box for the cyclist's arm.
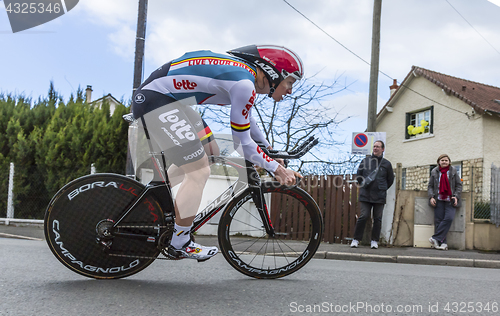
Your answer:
[229,80,279,172]
[249,115,271,149]
[249,114,286,166]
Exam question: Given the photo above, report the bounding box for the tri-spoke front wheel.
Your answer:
[218,182,323,279]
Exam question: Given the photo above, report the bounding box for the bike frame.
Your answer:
[191,156,274,236]
[110,152,276,242]
[110,114,277,243]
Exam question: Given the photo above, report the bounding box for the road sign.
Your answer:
[352,132,386,155]
[354,133,368,148]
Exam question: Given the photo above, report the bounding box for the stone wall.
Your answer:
[403,158,484,200]
[403,165,430,191]
[462,158,484,201]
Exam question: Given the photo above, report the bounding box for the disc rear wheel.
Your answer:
[44,174,164,279]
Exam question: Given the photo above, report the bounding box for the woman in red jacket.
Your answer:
[428,154,462,250]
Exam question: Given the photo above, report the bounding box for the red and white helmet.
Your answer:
[228,45,304,96]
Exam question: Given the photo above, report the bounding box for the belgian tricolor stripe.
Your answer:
[231,122,250,132]
[198,126,213,142]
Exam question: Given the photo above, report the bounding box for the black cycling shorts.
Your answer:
[131,63,214,167]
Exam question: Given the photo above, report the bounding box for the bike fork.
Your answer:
[245,160,275,237]
[250,187,275,238]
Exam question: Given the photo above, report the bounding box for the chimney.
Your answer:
[390,79,398,97]
[86,85,93,103]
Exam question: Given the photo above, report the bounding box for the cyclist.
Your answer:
[132,45,304,261]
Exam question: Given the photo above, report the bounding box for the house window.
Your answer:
[430,164,437,177]
[405,106,433,139]
[452,162,462,179]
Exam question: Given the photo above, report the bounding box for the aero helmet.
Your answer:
[227,45,304,97]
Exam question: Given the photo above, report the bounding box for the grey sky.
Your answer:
[1,0,499,151]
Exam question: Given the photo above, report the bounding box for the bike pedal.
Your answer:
[164,246,183,260]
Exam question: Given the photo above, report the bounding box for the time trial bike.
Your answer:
[44,117,324,279]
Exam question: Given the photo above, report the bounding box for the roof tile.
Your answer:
[412,66,500,114]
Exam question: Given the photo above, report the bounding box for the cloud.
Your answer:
[108,25,136,60]
[78,0,136,27]
[73,0,500,92]
[487,0,500,7]
[326,90,388,122]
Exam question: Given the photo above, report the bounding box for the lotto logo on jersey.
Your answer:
[173,79,197,90]
[241,90,256,120]
[4,0,79,33]
[158,109,196,141]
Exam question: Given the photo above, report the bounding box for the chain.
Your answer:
[115,225,168,229]
[107,252,174,260]
[106,224,175,260]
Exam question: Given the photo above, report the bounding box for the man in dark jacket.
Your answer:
[351,140,394,249]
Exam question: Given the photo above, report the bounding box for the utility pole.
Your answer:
[126,0,148,177]
[133,0,148,92]
[366,0,382,132]
[362,0,382,245]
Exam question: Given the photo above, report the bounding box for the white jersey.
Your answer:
[140,50,279,172]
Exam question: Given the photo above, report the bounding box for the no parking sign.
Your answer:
[352,132,386,155]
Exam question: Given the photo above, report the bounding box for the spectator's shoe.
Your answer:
[370,240,379,249]
[429,237,439,248]
[168,240,218,262]
[350,239,359,248]
[435,243,448,251]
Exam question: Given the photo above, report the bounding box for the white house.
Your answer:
[86,85,122,116]
[375,66,500,250]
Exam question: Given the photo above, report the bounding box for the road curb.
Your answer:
[0,232,43,241]
[325,252,397,264]
[325,252,361,261]
[474,259,500,269]
[314,251,326,259]
[397,256,474,267]
[324,252,500,269]
[361,253,397,263]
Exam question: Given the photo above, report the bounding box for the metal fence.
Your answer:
[491,164,500,227]
[472,164,500,225]
[0,164,8,219]
[1,163,96,220]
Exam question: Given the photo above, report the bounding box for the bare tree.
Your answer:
[201,74,356,174]
[299,152,365,175]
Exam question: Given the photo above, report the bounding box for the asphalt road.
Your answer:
[1,237,500,316]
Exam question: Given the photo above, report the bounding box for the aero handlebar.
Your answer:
[259,137,319,160]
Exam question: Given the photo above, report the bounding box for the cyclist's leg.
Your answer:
[173,153,210,226]
[143,103,210,219]
[168,153,218,260]
[167,117,219,188]
[139,101,218,260]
